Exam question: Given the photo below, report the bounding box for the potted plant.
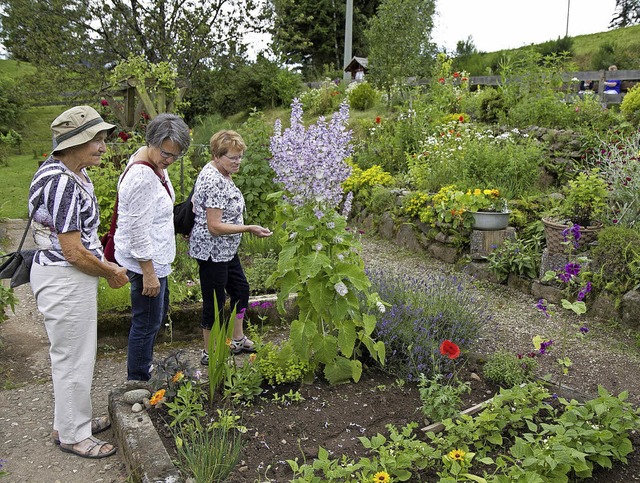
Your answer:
[542,170,609,252]
[461,188,511,230]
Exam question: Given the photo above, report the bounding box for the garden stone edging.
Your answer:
[109,388,183,483]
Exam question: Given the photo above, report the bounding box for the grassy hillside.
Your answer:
[0,59,37,80]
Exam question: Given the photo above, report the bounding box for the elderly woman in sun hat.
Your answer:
[113,113,191,383]
[29,105,130,459]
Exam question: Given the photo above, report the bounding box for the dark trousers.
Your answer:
[198,253,249,330]
[127,271,169,381]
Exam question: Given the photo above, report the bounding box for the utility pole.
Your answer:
[343,0,353,82]
[565,0,571,37]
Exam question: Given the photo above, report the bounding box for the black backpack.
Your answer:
[173,185,195,236]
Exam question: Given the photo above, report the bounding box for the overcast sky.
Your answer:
[432,0,619,53]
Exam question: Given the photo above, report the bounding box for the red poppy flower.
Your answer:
[438,77,445,84]
[100,99,109,107]
[375,116,381,124]
[458,116,464,122]
[118,131,130,142]
[462,77,468,81]
[453,72,460,78]
[440,340,460,359]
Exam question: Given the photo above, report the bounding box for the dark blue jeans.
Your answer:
[198,254,249,330]
[127,271,169,381]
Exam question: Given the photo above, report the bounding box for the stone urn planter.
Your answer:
[471,210,511,231]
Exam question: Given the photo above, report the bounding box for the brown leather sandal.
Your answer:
[51,416,111,445]
[60,436,116,459]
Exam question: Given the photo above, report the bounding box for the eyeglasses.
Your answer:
[159,149,182,160]
[224,154,243,162]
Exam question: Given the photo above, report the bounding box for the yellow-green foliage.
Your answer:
[402,191,431,218]
[257,341,312,385]
[343,164,393,193]
[621,83,640,125]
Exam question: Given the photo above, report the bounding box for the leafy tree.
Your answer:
[364,0,436,103]
[455,36,477,57]
[270,0,380,80]
[610,0,640,28]
[0,0,266,80]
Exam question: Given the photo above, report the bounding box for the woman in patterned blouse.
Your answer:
[189,130,272,365]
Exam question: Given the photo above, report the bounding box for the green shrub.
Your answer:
[620,82,640,125]
[483,351,538,388]
[591,226,640,299]
[348,82,378,111]
[257,340,313,385]
[487,238,542,282]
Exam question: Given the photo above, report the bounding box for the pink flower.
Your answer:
[100,99,109,107]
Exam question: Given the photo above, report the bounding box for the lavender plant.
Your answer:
[267,99,385,384]
[366,269,491,381]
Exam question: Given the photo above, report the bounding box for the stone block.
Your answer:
[428,241,460,265]
[539,249,570,279]
[507,273,532,295]
[589,292,620,321]
[621,290,640,329]
[378,212,395,240]
[531,281,563,304]
[464,261,501,284]
[395,223,425,253]
[469,227,516,260]
[109,389,182,483]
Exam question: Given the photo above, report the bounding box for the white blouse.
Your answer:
[114,150,176,277]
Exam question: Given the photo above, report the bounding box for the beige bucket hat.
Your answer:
[51,106,116,154]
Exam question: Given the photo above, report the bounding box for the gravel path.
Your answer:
[1,223,639,482]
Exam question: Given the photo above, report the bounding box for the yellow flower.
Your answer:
[171,371,184,383]
[149,389,166,406]
[448,449,466,461]
[226,338,232,347]
[249,353,257,363]
[372,471,391,482]
[473,188,482,195]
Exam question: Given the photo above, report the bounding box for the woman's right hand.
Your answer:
[142,272,161,297]
[248,225,273,238]
[106,264,129,289]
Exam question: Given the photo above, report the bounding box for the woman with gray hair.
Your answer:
[113,113,191,382]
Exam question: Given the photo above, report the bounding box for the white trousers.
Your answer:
[31,263,98,444]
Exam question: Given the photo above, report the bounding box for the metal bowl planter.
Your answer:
[471,210,511,231]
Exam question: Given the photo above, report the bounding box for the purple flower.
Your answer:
[577,281,592,301]
[539,339,554,355]
[536,299,550,318]
[565,263,581,276]
[562,224,582,248]
[260,301,273,309]
[250,301,261,307]
[579,326,589,334]
[270,99,353,209]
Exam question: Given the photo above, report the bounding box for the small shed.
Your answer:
[344,56,368,81]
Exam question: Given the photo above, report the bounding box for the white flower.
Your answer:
[334,282,348,297]
[289,232,297,240]
[337,253,345,261]
[333,236,344,244]
[376,301,386,313]
[314,242,323,251]
[327,222,335,229]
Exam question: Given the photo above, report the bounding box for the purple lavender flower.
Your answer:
[270,99,353,209]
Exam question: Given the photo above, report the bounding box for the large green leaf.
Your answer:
[314,334,338,364]
[337,320,356,358]
[323,356,354,385]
